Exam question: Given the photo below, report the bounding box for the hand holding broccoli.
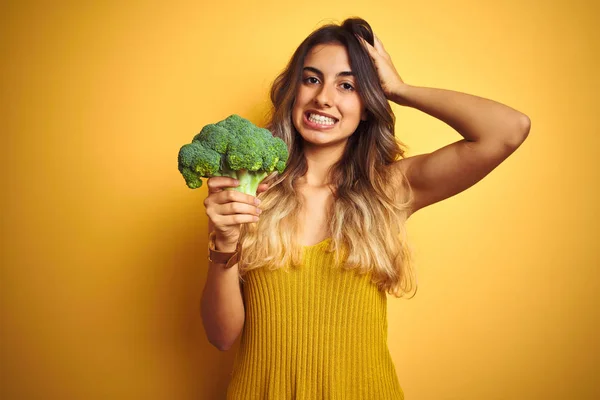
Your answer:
[178,114,288,247]
[203,176,265,248]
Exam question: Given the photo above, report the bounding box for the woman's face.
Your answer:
[292,43,367,147]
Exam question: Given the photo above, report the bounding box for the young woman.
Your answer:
[201,17,530,399]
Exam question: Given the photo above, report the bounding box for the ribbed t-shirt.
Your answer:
[226,238,404,399]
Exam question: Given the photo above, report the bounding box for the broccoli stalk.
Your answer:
[219,165,268,196]
[177,114,289,196]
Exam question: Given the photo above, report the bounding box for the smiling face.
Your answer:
[292,43,367,148]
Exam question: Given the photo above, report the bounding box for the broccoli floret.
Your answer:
[177,114,289,195]
[272,137,289,173]
[216,114,248,132]
[178,142,221,189]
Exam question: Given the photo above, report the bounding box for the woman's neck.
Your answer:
[300,140,346,187]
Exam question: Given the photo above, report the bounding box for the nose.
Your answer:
[314,82,335,107]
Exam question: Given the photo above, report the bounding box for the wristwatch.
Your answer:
[208,231,240,269]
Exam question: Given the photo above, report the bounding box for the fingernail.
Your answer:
[256,208,262,214]
[234,180,240,185]
[254,198,261,205]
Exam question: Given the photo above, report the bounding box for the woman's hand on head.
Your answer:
[356,33,405,100]
[204,177,262,245]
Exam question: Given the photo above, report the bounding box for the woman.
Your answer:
[201,17,530,399]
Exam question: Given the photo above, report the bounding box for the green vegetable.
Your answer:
[178,114,289,195]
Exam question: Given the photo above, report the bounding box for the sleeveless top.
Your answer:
[226,238,404,399]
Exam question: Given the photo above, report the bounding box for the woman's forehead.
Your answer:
[304,43,352,71]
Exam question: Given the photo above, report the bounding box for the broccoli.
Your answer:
[177,114,289,196]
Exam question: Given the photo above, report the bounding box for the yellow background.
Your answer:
[1,0,598,399]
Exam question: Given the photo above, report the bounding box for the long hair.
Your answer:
[239,17,418,298]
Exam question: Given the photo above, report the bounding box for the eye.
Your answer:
[303,77,320,84]
[341,82,355,91]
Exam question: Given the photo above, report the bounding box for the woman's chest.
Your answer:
[297,186,333,246]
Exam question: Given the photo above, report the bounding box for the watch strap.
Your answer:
[208,231,240,269]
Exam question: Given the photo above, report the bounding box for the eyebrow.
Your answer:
[303,66,354,78]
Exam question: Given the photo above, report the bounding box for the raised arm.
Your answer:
[357,33,530,216]
[390,84,530,215]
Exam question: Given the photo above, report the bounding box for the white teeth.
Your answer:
[308,113,336,125]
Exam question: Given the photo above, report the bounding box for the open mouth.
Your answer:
[304,112,338,128]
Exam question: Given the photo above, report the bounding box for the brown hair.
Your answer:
[239,17,418,298]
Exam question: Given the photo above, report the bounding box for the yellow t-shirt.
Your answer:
[226,238,404,399]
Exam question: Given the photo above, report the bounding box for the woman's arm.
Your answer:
[200,179,268,351]
[357,34,530,215]
[390,83,530,214]
[390,84,530,146]
[201,222,245,351]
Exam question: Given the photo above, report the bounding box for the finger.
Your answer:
[214,188,261,206]
[355,34,380,63]
[373,34,390,57]
[220,214,260,225]
[207,176,239,193]
[257,183,270,194]
[355,34,375,53]
[217,202,262,217]
[207,206,259,227]
[373,34,384,51]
